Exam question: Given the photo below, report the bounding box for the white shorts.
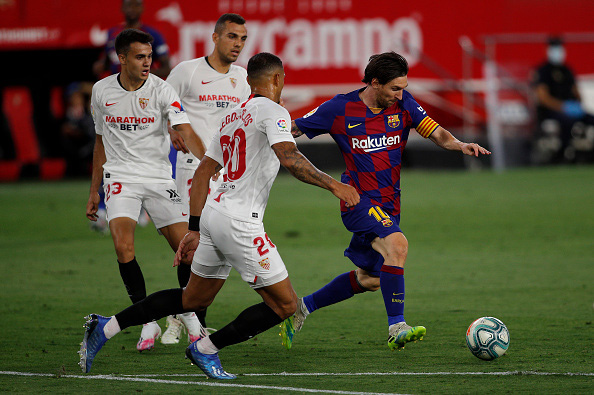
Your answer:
[191,206,288,289]
[103,180,185,229]
[175,164,224,218]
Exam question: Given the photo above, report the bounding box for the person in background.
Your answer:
[532,36,594,162]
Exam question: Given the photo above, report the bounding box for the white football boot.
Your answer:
[178,312,204,343]
[136,321,162,351]
[161,315,183,345]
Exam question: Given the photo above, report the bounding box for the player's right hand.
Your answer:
[174,231,200,267]
[86,193,100,221]
[332,183,360,207]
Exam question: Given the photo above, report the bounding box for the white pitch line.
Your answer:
[0,371,405,395]
[119,371,594,378]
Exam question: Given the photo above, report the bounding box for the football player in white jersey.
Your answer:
[161,13,250,344]
[85,29,206,352]
[79,52,359,377]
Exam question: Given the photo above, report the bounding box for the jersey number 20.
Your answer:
[221,129,246,182]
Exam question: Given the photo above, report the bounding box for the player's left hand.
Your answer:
[169,128,189,154]
[461,142,491,157]
[211,171,220,182]
[174,231,200,267]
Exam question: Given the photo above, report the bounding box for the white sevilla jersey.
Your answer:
[167,57,250,170]
[205,95,295,223]
[91,74,190,183]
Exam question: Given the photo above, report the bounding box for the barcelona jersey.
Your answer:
[294,88,439,216]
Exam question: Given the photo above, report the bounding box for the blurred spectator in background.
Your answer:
[532,37,594,163]
[93,0,171,79]
[61,82,95,177]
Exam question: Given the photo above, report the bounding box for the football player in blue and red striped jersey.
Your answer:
[280,51,490,351]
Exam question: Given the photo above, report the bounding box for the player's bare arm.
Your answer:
[86,135,107,221]
[168,126,189,154]
[272,141,360,207]
[173,156,222,266]
[290,121,304,138]
[173,123,206,160]
[429,126,491,157]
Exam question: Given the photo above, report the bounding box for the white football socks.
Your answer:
[103,316,121,339]
[196,336,219,355]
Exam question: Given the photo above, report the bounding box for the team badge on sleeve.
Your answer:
[303,107,318,118]
[171,101,185,113]
[276,118,290,133]
[387,114,400,128]
[139,98,149,110]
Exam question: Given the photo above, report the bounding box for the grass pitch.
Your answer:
[0,166,592,393]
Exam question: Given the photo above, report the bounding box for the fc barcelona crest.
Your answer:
[139,98,149,110]
[229,78,237,89]
[387,114,400,128]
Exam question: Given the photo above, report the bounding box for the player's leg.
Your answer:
[173,168,209,328]
[107,183,164,350]
[79,272,225,373]
[186,212,292,379]
[187,277,295,380]
[371,232,425,349]
[150,177,208,343]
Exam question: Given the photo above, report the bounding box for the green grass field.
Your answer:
[0,166,593,393]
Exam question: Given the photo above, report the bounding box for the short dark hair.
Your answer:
[548,36,563,47]
[362,51,409,85]
[115,28,153,55]
[247,52,283,80]
[214,13,246,34]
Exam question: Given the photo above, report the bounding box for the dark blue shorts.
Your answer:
[341,198,402,276]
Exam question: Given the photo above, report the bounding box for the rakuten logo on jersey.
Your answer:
[351,135,401,153]
[105,116,155,131]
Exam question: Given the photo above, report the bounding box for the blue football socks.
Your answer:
[303,271,366,313]
[380,265,405,325]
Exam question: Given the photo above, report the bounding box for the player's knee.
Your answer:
[114,241,135,261]
[181,289,213,311]
[274,299,297,320]
[384,239,408,266]
[356,271,381,292]
[182,296,211,312]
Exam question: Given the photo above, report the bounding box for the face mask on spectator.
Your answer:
[547,46,566,65]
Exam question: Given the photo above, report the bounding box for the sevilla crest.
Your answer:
[229,78,237,89]
[139,98,149,110]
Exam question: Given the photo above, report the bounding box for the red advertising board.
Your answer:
[2,0,594,82]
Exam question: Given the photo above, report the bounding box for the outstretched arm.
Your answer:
[272,141,359,207]
[429,126,491,157]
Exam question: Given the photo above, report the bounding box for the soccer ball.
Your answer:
[466,317,510,361]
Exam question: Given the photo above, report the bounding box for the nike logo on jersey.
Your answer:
[201,80,213,84]
[182,212,188,216]
[348,123,362,129]
[105,102,117,106]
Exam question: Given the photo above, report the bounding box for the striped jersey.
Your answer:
[205,95,294,223]
[91,73,190,183]
[167,57,251,170]
[294,88,439,216]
